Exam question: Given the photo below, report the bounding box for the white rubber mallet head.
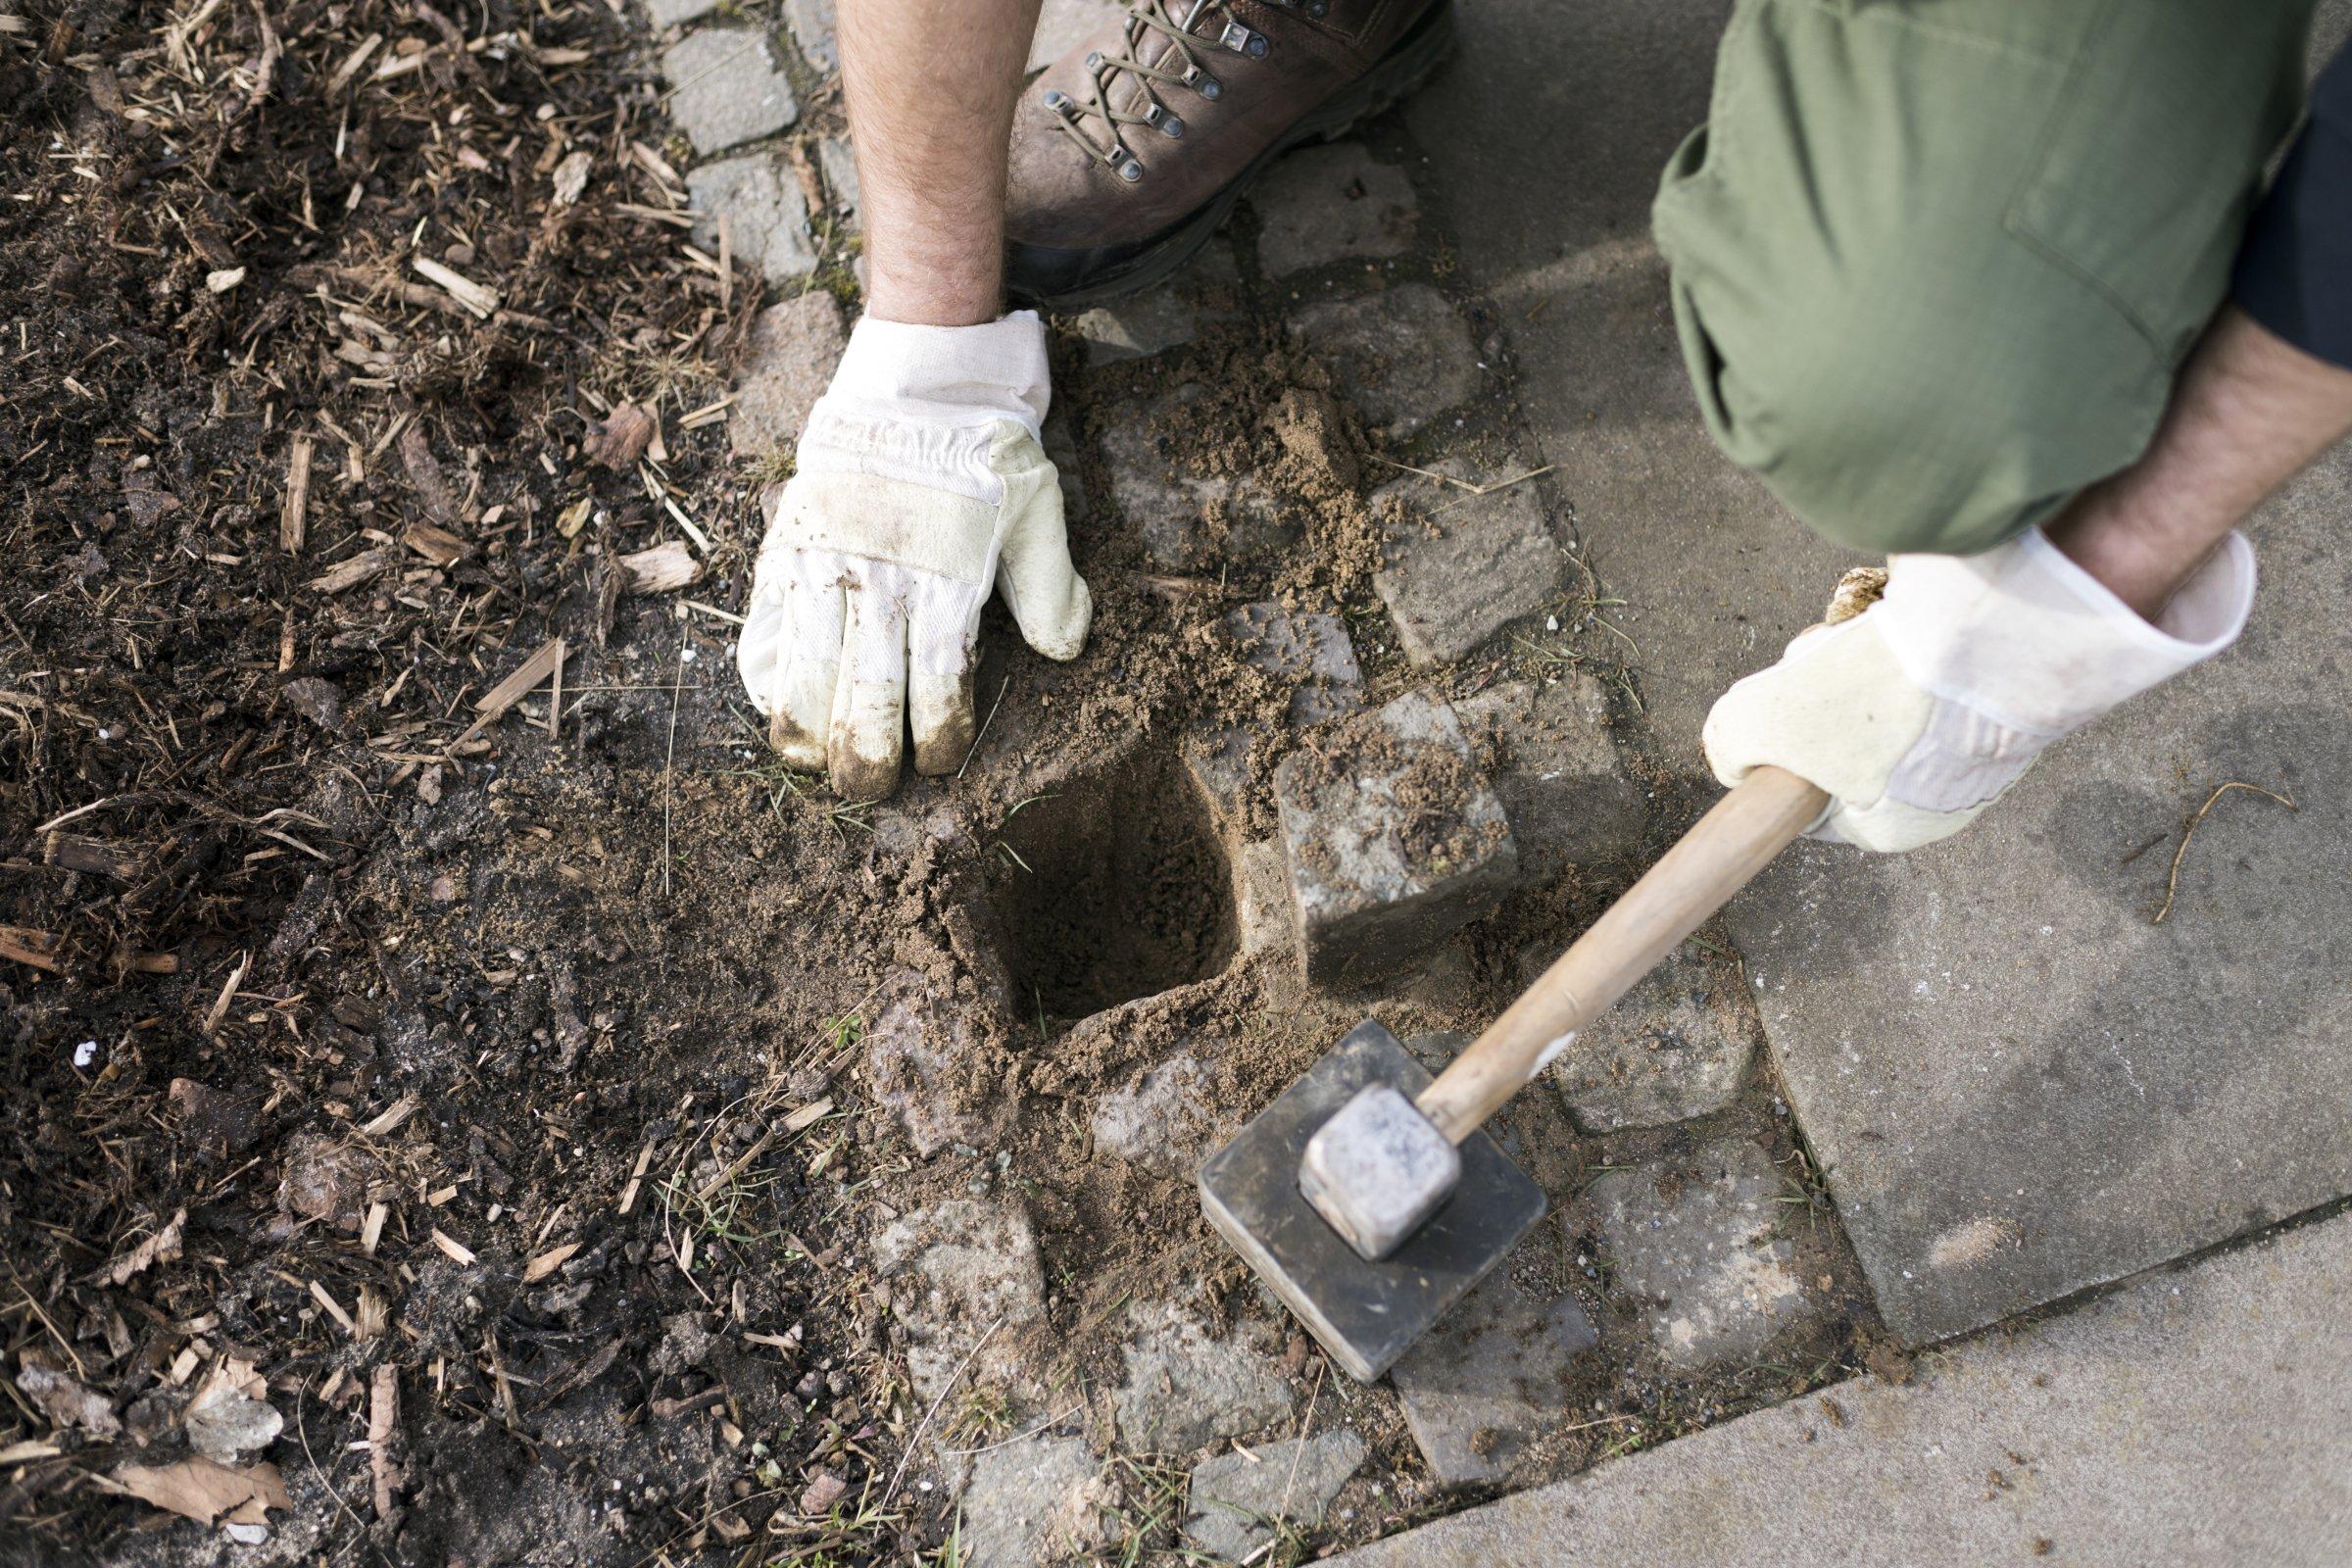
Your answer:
[1298,1082,1461,1261]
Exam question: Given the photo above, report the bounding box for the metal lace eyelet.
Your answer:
[1159,115,1186,138]
[1085,50,1104,70]
[1117,158,1145,182]
[1308,0,1328,15]
[1196,73,1222,100]
[1043,88,1073,114]
[1219,22,1255,53]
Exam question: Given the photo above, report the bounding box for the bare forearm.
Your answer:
[840,0,1043,327]
[2049,307,2352,618]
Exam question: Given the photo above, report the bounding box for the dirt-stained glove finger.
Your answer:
[828,571,906,802]
[770,551,845,770]
[905,574,984,776]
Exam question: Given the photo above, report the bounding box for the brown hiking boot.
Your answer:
[1005,0,1454,309]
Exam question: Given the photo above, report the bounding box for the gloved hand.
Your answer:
[1703,528,2255,852]
[736,311,1092,800]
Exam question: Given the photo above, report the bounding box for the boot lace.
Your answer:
[1043,0,1297,182]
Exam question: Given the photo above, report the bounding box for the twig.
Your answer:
[661,610,688,895]
[957,676,1010,778]
[1367,455,1555,497]
[935,1403,1084,1458]
[2153,781,2298,924]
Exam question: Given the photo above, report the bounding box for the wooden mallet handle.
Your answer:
[1414,765,1828,1146]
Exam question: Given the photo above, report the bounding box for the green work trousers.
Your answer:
[1655,0,2318,555]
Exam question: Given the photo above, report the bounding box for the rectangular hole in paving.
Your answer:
[986,748,1238,1020]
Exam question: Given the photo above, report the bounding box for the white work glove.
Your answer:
[1703,527,2255,852]
[736,311,1091,800]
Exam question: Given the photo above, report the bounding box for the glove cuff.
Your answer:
[828,311,1051,440]
[1874,527,2255,738]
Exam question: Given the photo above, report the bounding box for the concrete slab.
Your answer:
[1334,1211,2352,1566]
[1027,0,1126,74]
[1252,142,1418,278]
[1726,451,2352,1344]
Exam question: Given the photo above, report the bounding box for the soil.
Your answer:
[0,5,1880,1564]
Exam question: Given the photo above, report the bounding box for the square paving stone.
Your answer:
[687,153,817,285]
[783,0,836,71]
[873,1199,1049,1405]
[1274,691,1517,988]
[1373,459,1570,666]
[1224,600,1364,726]
[1185,1431,1366,1562]
[1389,1264,1598,1486]
[1070,291,1199,365]
[959,1433,1113,1568]
[1288,283,1482,437]
[662,30,797,157]
[1110,1298,1292,1453]
[1254,142,1419,277]
[1575,1139,1818,1371]
[729,290,846,458]
[1456,672,1643,883]
[1099,385,1300,569]
[645,0,721,29]
[1520,941,1758,1134]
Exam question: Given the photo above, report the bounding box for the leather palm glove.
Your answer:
[1703,528,2256,852]
[736,312,1092,801]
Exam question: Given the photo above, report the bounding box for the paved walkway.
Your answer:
[1337,1209,2352,1566]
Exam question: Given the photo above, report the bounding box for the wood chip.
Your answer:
[619,539,703,594]
[359,1095,417,1138]
[278,437,314,554]
[401,519,468,565]
[368,1366,403,1522]
[413,255,499,318]
[0,924,61,971]
[522,1242,580,1283]
[428,1229,476,1266]
[306,546,397,594]
[782,1098,833,1133]
[581,403,655,470]
[201,952,249,1038]
[96,1457,289,1527]
[87,1208,187,1287]
[309,1280,358,1336]
[450,637,563,748]
[360,1202,388,1257]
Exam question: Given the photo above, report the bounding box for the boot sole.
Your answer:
[1006,0,1458,312]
